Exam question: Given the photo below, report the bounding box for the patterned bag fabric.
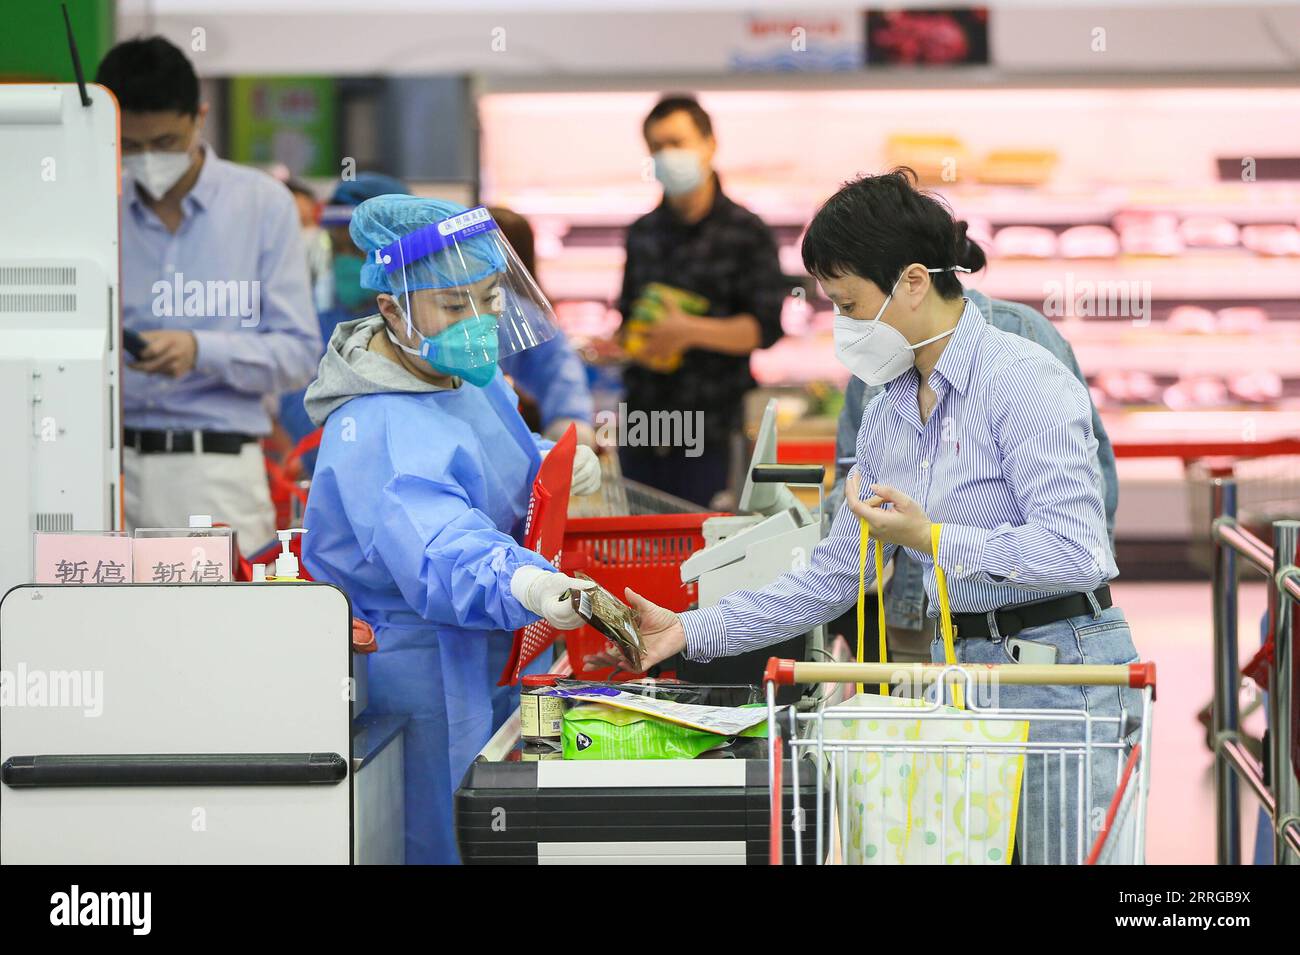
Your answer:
[822,693,1028,865]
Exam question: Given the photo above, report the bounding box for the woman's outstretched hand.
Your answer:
[582,587,686,674]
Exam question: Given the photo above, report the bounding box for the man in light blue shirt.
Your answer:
[98,37,320,553]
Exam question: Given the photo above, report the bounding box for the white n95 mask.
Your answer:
[124,142,196,201]
[833,266,971,386]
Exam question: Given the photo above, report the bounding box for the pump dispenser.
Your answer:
[273,528,307,581]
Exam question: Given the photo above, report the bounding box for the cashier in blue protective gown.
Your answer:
[300,195,602,864]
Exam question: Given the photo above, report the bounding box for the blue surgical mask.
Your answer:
[388,310,500,388]
[332,255,371,312]
[652,148,705,197]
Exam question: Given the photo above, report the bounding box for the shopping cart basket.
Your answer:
[763,659,1156,865]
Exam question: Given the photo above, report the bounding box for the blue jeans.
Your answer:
[930,602,1143,864]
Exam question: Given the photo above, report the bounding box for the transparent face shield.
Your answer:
[375,206,558,375]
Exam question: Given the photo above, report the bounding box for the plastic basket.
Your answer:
[559,512,721,680]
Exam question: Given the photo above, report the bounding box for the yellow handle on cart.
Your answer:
[856,519,888,697]
[930,522,963,709]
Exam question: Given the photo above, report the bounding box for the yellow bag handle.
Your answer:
[854,520,963,709]
[855,518,888,697]
[930,522,963,710]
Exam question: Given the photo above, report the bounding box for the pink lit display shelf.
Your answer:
[495,181,1300,233]
[968,256,1300,302]
[749,322,1300,387]
[777,409,1300,467]
[537,250,1300,307]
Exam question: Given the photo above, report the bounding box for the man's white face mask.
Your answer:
[124,132,197,200]
[832,266,972,386]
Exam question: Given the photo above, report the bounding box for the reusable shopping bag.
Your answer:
[833,520,1028,863]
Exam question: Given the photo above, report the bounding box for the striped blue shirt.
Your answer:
[682,299,1118,662]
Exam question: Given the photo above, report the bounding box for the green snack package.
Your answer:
[562,703,735,760]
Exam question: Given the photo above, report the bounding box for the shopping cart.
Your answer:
[763,659,1156,865]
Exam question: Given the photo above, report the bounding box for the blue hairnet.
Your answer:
[329,172,410,207]
[350,195,506,293]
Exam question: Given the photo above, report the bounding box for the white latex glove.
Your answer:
[570,444,602,497]
[510,565,596,630]
[543,418,597,449]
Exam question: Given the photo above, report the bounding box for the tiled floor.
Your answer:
[1114,580,1270,865]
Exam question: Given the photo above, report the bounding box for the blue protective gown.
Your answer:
[302,371,555,864]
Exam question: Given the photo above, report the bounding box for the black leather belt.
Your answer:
[124,428,258,455]
[949,586,1112,640]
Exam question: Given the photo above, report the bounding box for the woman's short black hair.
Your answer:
[95,36,200,116]
[801,167,986,299]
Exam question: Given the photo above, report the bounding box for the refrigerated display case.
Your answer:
[479,84,1300,573]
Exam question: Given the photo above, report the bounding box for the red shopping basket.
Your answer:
[559,512,721,680]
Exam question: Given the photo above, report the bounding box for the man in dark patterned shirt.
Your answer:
[617,95,786,507]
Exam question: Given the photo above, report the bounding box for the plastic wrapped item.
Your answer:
[1125,370,1161,404]
[1216,306,1268,334]
[1179,215,1240,249]
[1112,210,1179,233]
[1228,370,1283,403]
[1058,224,1119,259]
[562,703,731,760]
[992,226,1057,259]
[1119,225,1184,257]
[560,700,769,760]
[1167,305,1218,334]
[621,282,710,373]
[568,571,646,672]
[1240,224,1300,257]
[1163,376,1229,411]
[555,679,760,708]
[1114,211,1183,256]
[883,133,967,184]
[1097,370,1160,406]
[976,149,1058,186]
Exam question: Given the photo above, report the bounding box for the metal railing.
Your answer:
[1210,477,1300,864]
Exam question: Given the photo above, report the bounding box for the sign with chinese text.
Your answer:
[33,534,133,585]
[132,536,233,585]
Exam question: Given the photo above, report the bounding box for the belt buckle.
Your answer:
[163,430,174,453]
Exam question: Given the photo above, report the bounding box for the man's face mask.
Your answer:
[123,125,199,201]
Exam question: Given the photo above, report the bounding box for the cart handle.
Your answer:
[763,658,1157,693]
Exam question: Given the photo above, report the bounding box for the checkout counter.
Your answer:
[0,582,404,864]
[455,675,817,865]
[455,403,831,865]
